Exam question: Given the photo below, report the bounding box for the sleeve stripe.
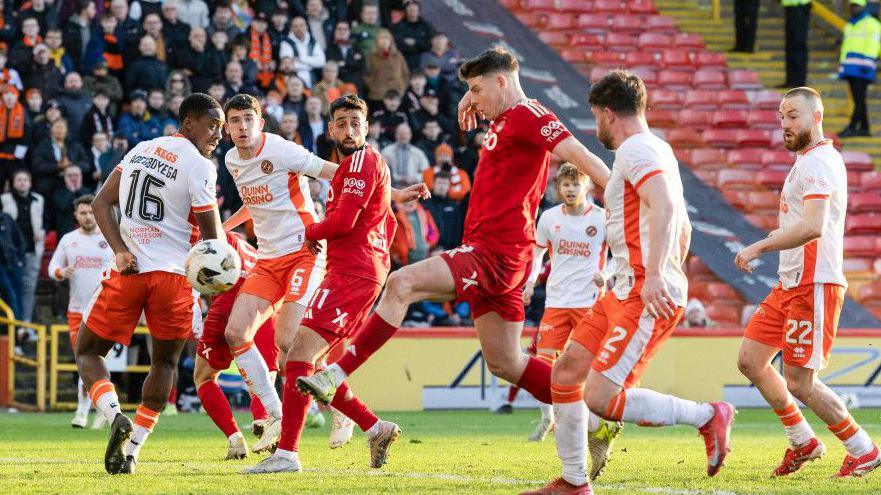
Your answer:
[634,169,664,191]
[803,194,830,201]
[192,203,216,213]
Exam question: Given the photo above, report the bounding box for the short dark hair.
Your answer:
[329,94,368,120]
[12,168,31,180]
[179,92,222,122]
[384,89,401,100]
[74,194,95,209]
[458,46,519,80]
[223,93,262,119]
[587,69,646,116]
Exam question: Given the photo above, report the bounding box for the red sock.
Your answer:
[168,385,177,405]
[336,314,398,375]
[197,381,240,438]
[278,361,313,452]
[330,380,379,432]
[515,357,552,404]
[250,393,267,421]
[507,385,521,404]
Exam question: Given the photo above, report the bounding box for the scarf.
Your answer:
[49,47,65,69]
[23,34,43,47]
[0,102,25,142]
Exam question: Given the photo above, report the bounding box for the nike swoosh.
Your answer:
[709,431,720,466]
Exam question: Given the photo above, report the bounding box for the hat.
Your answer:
[423,61,440,69]
[46,99,62,110]
[403,0,420,6]
[851,0,867,6]
[25,88,42,100]
[1,84,19,98]
[130,89,148,102]
[434,143,453,159]
[421,88,438,98]
[112,131,128,140]
[93,59,108,70]
[255,11,268,22]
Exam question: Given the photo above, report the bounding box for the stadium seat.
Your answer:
[708,282,741,301]
[744,191,780,214]
[756,170,788,189]
[694,169,719,187]
[577,14,612,31]
[626,51,658,68]
[645,15,678,33]
[647,109,678,128]
[747,110,780,130]
[542,13,575,30]
[520,0,557,9]
[672,33,704,49]
[850,192,881,213]
[611,15,644,33]
[718,90,750,109]
[728,70,762,90]
[769,130,787,150]
[667,128,705,149]
[712,110,748,129]
[695,51,727,68]
[707,304,741,325]
[673,148,692,164]
[515,12,543,27]
[745,213,777,231]
[761,150,794,170]
[571,33,604,47]
[498,0,521,9]
[753,90,783,110]
[657,70,693,90]
[593,0,623,13]
[687,256,715,280]
[683,90,718,110]
[560,49,585,63]
[690,148,728,169]
[588,51,626,66]
[727,148,764,170]
[661,50,693,70]
[859,284,881,304]
[638,33,672,50]
[846,214,881,235]
[848,170,865,191]
[559,0,595,12]
[630,67,659,85]
[702,129,738,148]
[678,109,714,128]
[649,90,683,109]
[688,281,712,300]
[736,129,772,147]
[722,189,749,209]
[844,258,874,273]
[862,171,881,189]
[538,31,570,47]
[606,33,639,52]
[692,69,727,90]
[842,151,874,171]
[844,236,881,258]
[717,169,757,189]
[627,0,657,14]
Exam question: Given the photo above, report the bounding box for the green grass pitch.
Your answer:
[1,408,879,494]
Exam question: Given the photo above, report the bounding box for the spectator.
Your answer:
[172,27,225,92]
[228,38,258,87]
[304,0,334,51]
[165,93,184,127]
[222,60,260,100]
[165,69,191,98]
[422,146,471,201]
[168,0,209,29]
[326,20,366,90]
[422,61,452,117]
[160,1,190,46]
[19,0,57,36]
[683,298,717,328]
[208,3,240,41]
[9,17,43,72]
[125,34,169,91]
[391,199,438,266]
[263,90,284,123]
[138,13,170,62]
[780,0,811,88]
[838,0,881,138]
[278,110,303,145]
[0,49,24,90]
[147,87,170,123]
[457,126,485,179]
[206,81,226,104]
[382,122,429,188]
[45,28,75,74]
[0,2,12,46]
[117,89,161,144]
[414,118,449,159]
[410,88,454,139]
[0,86,29,189]
[0,210,26,321]
[83,61,124,111]
[86,131,112,184]
[313,60,356,115]
[419,31,461,82]
[366,118,387,149]
[371,89,408,141]
[267,8,290,57]
[78,90,113,153]
[62,0,96,72]
[111,0,141,51]
[300,96,330,156]
[392,0,434,70]
[102,132,129,183]
[30,98,64,144]
[732,0,759,53]
[24,88,44,120]
[31,118,90,200]
[248,12,276,91]
[281,73,307,116]
[23,44,64,99]
[133,0,163,20]
[423,170,463,250]
[1,169,45,323]
[83,13,124,76]
[52,165,92,235]
[279,15,326,87]
[401,70,426,114]
[57,71,92,135]
[363,28,409,105]
[352,1,381,54]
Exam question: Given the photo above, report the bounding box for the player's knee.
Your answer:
[484,355,518,381]
[584,390,610,418]
[384,270,415,303]
[736,354,763,380]
[785,376,814,403]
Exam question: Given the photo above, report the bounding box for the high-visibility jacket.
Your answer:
[839,11,881,81]
[782,0,811,7]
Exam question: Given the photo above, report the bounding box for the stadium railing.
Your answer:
[0,298,46,411]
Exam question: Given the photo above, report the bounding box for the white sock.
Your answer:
[366,420,382,438]
[554,401,588,487]
[843,428,875,458]
[621,389,715,428]
[95,390,122,423]
[327,363,348,383]
[274,448,299,461]
[587,411,601,433]
[228,431,244,443]
[540,402,554,421]
[784,419,816,448]
[234,346,282,418]
[123,424,151,458]
[75,377,92,416]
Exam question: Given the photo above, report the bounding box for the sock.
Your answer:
[773,402,815,447]
[551,383,588,487]
[588,411,601,433]
[229,431,244,443]
[124,405,160,458]
[232,343,281,418]
[278,361,313,453]
[75,377,92,416]
[250,394,268,421]
[829,416,875,458]
[330,380,380,432]
[274,448,299,462]
[366,420,382,438]
[326,363,348,384]
[89,379,122,423]
[617,388,714,428]
[197,381,240,438]
[167,386,177,405]
[540,402,554,421]
[506,385,520,404]
[335,313,398,375]
[515,357,552,404]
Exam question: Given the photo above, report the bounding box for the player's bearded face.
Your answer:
[331,110,368,156]
[75,205,96,231]
[780,97,815,153]
[592,107,614,150]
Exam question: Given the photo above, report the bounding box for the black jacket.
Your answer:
[325,43,366,89]
[30,139,91,199]
[392,17,435,70]
[57,89,93,135]
[0,212,26,269]
[171,43,227,93]
[125,56,170,92]
[423,196,463,250]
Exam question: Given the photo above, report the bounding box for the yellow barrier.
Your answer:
[0,299,46,411]
[49,324,151,410]
[712,0,721,21]
[812,0,846,32]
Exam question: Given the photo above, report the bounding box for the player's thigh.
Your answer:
[149,336,188,370]
[475,312,525,371]
[386,254,457,302]
[225,292,276,341]
[193,354,222,387]
[275,301,306,354]
[782,284,844,371]
[286,324,335,363]
[552,339,595,386]
[75,323,118,358]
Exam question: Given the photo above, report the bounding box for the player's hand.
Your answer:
[305,238,323,255]
[392,183,431,203]
[522,282,535,306]
[457,91,482,131]
[593,272,607,297]
[641,273,676,319]
[115,251,139,275]
[735,242,763,273]
[62,266,75,279]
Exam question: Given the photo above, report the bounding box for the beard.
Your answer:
[335,139,363,157]
[597,125,614,150]
[783,128,812,152]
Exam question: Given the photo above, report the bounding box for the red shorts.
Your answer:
[571,293,684,389]
[67,311,83,348]
[83,269,196,346]
[239,249,324,306]
[537,307,589,352]
[196,289,279,372]
[439,243,530,322]
[744,283,844,370]
[300,272,383,344]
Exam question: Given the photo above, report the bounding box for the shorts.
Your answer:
[571,293,684,389]
[439,243,530,322]
[83,269,196,346]
[67,311,83,348]
[537,307,589,352]
[196,290,279,372]
[300,272,383,344]
[239,249,325,306]
[744,283,844,370]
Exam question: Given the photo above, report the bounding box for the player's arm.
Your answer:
[222,205,251,231]
[523,245,547,306]
[551,137,611,190]
[637,173,678,319]
[92,168,138,274]
[679,215,692,266]
[194,208,223,240]
[735,198,827,273]
[315,159,430,202]
[190,159,222,241]
[47,237,71,280]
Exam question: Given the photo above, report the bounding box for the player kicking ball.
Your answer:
[735,87,880,478]
[76,94,226,474]
[528,71,734,495]
[244,94,428,474]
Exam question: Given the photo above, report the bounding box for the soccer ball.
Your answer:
[185,239,241,295]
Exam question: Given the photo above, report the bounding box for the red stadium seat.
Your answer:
[688,281,712,300]
[745,213,777,231]
[848,171,864,191]
[559,0,595,12]
[679,109,714,128]
[859,284,881,303]
[520,0,557,9]
[628,0,657,14]
[667,128,705,149]
[611,15,644,33]
[843,257,873,273]
[542,13,575,30]
[571,33,604,47]
[589,52,625,66]
[630,67,658,86]
[589,66,614,82]
[702,129,739,148]
[606,33,639,52]
[736,129,772,147]
[645,15,678,33]
[674,148,692,164]
[769,130,786,149]
[695,51,727,68]
[708,282,740,300]
[717,169,757,189]
[498,0,520,9]
[647,109,678,128]
[718,90,750,109]
[593,0,623,13]
[842,151,874,171]
[538,31,570,47]
[515,12,543,27]
[672,33,704,49]
[722,189,749,209]
[626,51,658,68]
[845,236,881,258]
[690,148,728,170]
[577,14,611,31]
[657,70,693,90]
[761,150,794,170]
[745,191,780,214]
[683,90,718,110]
[560,49,585,63]
[754,90,783,110]
[694,169,719,187]
[728,70,762,90]
[756,170,788,189]
[748,110,780,130]
[687,256,715,280]
[638,33,672,50]
[850,192,881,213]
[727,148,765,169]
[692,69,727,90]
[862,171,881,189]
[707,304,741,325]
[662,49,693,70]
[712,110,748,129]
[649,90,683,110]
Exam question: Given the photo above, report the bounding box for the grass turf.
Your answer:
[0,408,879,494]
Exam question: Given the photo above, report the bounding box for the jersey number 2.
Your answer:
[785,319,813,345]
[125,170,166,221]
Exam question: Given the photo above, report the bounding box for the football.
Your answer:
[184,239,242,295]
